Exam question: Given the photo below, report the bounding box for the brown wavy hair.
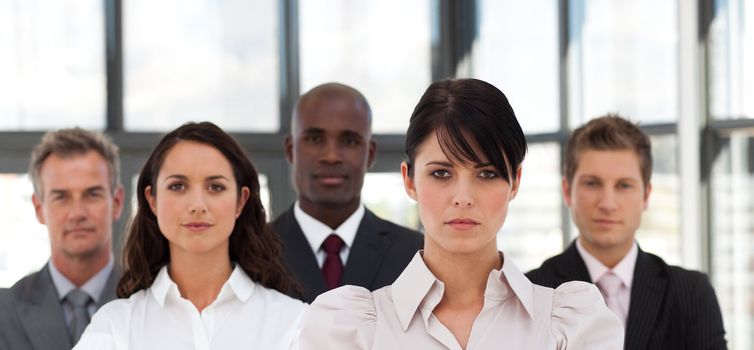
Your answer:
[117,122,296,297]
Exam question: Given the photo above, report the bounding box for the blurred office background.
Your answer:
[0,0,752,348]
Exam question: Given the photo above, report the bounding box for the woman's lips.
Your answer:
[183,222,213,231]
[445,218,480,231]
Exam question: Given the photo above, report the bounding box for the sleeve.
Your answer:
[684,273,727,350]
[550,281,624,350]
[299,286,376,350]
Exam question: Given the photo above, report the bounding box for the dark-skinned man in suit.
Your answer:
[272,82,423,303]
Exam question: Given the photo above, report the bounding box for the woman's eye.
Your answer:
[430,169,451,178]
[479,170,499,179]
[209,183,226,192]
[167,183,185,191]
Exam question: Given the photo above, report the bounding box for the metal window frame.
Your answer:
[1,0,753,275]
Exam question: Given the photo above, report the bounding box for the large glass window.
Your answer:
[299,0,432,133]
[124,0,279,131]
[500,143,563,271]
[362,173,419,230]
[0,0,105,130]
[709,0,754,120]
[636,135,681,264]
[472,0,560,134]
[569,0,679,125]
[711,131,754,350]
[0,174,50,288]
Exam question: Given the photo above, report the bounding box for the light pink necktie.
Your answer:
[597,272,625,325]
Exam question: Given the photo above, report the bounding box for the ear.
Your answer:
[508,165,523,200]
[236,186,251,218]
[562,176,573,207]
[32,193,45,225]
[642,182,652,210]
[145,185,157,215]
[401,161,417,201]
[111,185,125,220]
[366,138,377,168]
[284,135,293,164]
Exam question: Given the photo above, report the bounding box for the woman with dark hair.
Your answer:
[75,122,306,349]
[300,79,623,349]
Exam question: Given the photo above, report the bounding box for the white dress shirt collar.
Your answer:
[390,251,535,332]
[150,263,255,308]
[293,201,364,254]
[576,239,638,288]
[49,257,114,303]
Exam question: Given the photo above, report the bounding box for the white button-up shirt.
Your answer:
[74,265,307,350]
[301,251,624,349]
[293,201,364,267]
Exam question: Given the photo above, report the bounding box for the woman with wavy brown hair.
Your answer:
[75,122,306,350]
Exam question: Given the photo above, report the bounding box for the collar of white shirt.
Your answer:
[48,257,114,303]
[293,201,365,255]
[150,264,255,307]
[575,239,638,288]
[390,251,535,331]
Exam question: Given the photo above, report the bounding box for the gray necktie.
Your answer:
[66,289,92,344]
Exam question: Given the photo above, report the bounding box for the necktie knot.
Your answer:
[66,289,93,344]
[322,234,344,254]
[321,234,345,290]
[597,272,622,298]
[66,289,92,307]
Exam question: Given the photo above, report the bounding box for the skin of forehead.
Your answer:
[292,84,372,133]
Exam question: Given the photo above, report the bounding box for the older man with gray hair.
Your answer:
[0,128,124,350]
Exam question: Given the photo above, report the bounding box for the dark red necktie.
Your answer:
[321,234,345,290]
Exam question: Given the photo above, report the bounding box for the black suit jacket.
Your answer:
[271,206,423,303]
[0,263,120,350]
[526,242,727,350]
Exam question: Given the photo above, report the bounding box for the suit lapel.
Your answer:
[554,242,593,284]
[341,210,391,289]
[98,264,120,307]
[625,249,667,350]
[15,265,72,350]
[278,208,327,301]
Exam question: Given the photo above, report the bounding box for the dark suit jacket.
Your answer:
[271,206,423,303]
[526,242,727,350]
[0,263,120,350]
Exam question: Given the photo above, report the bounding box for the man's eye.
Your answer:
[344,138,360,146]
[304,135,322,143]
[86,191,104,199]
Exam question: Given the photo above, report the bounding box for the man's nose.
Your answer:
[320,139,343,163]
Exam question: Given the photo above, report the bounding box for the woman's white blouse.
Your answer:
[74,265,307,350]
[301,252,624,350]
